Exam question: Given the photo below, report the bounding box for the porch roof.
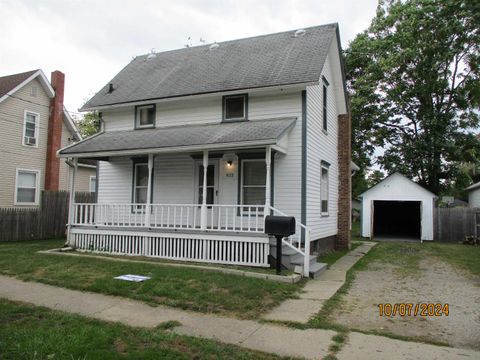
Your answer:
[58,117,296,158]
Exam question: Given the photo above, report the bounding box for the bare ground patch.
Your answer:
[331,256,480,350]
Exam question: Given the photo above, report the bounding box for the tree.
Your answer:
[346,0,480,194]
[77,111,101,138]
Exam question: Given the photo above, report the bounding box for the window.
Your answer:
[89,176,96,193]
[223,94,247,121]
[322,84,328,132]
[241,159,266,206]
[133,163,148,204]
[15,169,39,205]
[197,164,215,206]
[30,86,37,97]
[135,104,155,128]
[320,162,330,215]
[23,111,39,147]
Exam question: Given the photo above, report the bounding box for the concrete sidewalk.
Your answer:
[264,242,377,323]
[1,275,478,359]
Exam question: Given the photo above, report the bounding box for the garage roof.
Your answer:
[360,172,436,197]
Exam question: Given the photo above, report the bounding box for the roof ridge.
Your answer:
[136,23,338,59]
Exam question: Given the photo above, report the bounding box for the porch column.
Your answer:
[200,150,208,230]
[67,157,78,246]
[144,154,154,227]
[265,145,272,217]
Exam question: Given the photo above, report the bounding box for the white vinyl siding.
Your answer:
[15,169,40,205]
[306,47,340,240]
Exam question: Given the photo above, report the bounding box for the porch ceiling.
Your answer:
[58,117,296,158]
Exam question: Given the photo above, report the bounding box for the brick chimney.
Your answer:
[336,112,352,250]
[45,70,65,191]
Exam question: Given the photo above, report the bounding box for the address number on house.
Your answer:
[378,303,449,317]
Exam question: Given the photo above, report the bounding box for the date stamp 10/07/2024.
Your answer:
[378,303,449,317]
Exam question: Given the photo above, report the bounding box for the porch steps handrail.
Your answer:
[267,205,311,277]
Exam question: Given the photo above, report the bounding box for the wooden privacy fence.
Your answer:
[435,207,478,242]
[0,191,94,242]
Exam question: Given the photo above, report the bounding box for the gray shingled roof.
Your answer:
[59,117,296,156]
[0,70,38,98]
[82,24,338,110]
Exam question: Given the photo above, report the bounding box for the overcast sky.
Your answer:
[0,0,378,115]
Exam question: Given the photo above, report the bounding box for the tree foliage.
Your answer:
[346,0,480,195]
[77,111,101,138]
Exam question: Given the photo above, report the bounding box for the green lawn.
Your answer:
[0,299,286,360]
[0,240,302,319]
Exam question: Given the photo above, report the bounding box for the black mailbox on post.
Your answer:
[265,216,296,237]
[265,215,296,274]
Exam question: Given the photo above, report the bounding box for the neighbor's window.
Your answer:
[16,169,39,204]
[135,104,155,128]
[23,111,39,147]
[320,162,330,215]
[223,94,247,121]
[241,159,266,206]
[133,163,148,204]
[89,176,96,193]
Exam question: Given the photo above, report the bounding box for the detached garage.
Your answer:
[360,173,436,241]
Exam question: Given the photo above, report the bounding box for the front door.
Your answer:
[195,160,219,208]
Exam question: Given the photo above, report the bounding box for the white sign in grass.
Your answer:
[114,274,151,282]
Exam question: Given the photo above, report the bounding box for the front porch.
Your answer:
[60,118,311,275]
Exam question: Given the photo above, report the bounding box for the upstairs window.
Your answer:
[322,77,329,132]
[135,104,155,129]
[223,94,247,121]
[15,169,39,205]
[320,162,330,215]
[23,111,39,147]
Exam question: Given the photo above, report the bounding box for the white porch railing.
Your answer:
[73,203,265,233]
[268,205,311,277]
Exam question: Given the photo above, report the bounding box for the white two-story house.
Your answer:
[59,23,352,277]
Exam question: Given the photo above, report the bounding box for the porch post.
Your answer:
[145,154,154,227]
[200,150,208,230]
[67,157,78,246]
[265,145,272,217]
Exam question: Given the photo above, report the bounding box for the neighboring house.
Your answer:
[0,70,96,207]
[466,182,480,208]
[360,172,436,241]
[58,24,352,277]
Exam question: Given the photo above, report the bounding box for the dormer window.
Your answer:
[223,94,248,121]
[135,104,155,129]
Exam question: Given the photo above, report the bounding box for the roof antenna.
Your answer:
[146,48,157,59]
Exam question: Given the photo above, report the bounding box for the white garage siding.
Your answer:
[360,173,436,241]
[468,187,480,208]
